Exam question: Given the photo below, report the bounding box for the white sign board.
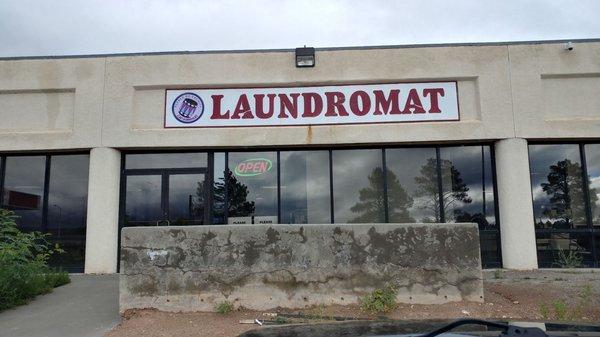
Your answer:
[165,82,459,128]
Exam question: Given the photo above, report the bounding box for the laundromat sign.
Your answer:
[164,82,459,128]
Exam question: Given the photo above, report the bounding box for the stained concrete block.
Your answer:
[119,223,483,312]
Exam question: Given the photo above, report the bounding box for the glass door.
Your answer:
[124,174,163,227]
[168,173,206,226]
[123,169,208,227]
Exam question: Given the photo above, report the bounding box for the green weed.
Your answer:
[360,284,398,314]
[215,300,234,314]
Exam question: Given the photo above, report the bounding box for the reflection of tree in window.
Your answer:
[413,158,472,222]
[350,168,413,223]
[540,159,596,228]
[210,169,255,219]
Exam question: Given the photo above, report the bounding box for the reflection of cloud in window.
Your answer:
[333,150,382,222]
[281,151,330,223]
[48,155,89,229]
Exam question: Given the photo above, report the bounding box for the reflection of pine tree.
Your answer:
[454,210,489,229]
[350,168,413,223]
[211,169,255,219]
[413,158,472,222]
[541,159,597,228]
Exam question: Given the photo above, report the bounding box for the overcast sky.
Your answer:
[1,0,599,57]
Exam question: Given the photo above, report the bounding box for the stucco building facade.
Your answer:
[1,39,599,273]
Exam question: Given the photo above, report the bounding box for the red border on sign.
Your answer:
[163,80,460,129]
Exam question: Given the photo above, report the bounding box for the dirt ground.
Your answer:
[105,270,600,337]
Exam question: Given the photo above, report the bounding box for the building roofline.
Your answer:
[1,38,599,61]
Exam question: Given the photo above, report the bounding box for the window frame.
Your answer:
[528,140,600,267]
[119,143,502,268]
[0,151,90,272]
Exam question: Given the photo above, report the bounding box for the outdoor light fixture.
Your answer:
[295,46,315,67]
[564,41,574,51]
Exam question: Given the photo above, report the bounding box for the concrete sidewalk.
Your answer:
[0,274,120,337]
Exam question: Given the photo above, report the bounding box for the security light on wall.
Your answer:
[295,47,315,67]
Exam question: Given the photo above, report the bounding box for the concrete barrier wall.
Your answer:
[119,223,483,312]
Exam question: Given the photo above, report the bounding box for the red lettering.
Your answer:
[302,93,323,118]
[210,95,230,119]
[423,88,444,113]
[259,162,267,172]
[324,92,349,117]
[254,94,276,119]
[278,93,300,118]
[231,94,254,119]
[349,91,371,116]
[404,89,426,114]
[373,89,405,115]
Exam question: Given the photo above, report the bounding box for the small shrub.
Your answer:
[539,303,549,320]
[538,284,594,321]
[45,271,71,288]
[275,316,288,324]
[493,269,504,279]
[554,249,583,268]
[0,209,68,311]
[360,284,398,314]
[571,284,592,320]
[553,299,568,321]
[215,300,234,314]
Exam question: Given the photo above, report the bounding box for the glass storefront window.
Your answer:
[2,156,46,231]
[585,144,600,227]
[228,152,278,223]
[118,147,502,268]
[536,232,594,268]
[280,151,330,224]
[47,155,89,271]
[529,144,587,229]
[0,154,90,272]
[125,152,207,169]
[441,146,497,229]
[332,149,384,223]
[385,148,437,223]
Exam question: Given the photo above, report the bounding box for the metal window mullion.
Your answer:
[436,147,445,223]
[206,152,214,226]
[0,156,5,206]
[329,150,334,224]
[224,152,229,223]
[382,149,389,223]
[41,155,51,232]
[162,173,169,221]
[481,146,487,219]
[277,151,281,224]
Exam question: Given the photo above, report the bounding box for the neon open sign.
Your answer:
[234,158,273,177]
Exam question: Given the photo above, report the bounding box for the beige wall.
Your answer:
[510,42,600,139]
[0,58,104,151]
[2,40,598,152]
[2,41,600,272]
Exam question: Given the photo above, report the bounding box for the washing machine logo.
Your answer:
[172,93,204,123]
